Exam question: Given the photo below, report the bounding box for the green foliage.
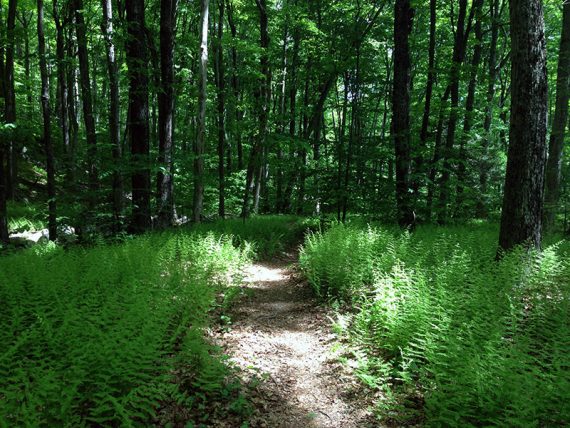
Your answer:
[300,223,570,426]
[192,215,308,259]
[0,230,250,426]
[7,201,46,232]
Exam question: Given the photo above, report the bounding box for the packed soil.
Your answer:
[214,250,378,428]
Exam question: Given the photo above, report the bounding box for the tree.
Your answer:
[498,0,548,253]
[125,0,151,232]
[73,0,98,205]
[436,0,475,224]
[193,0,209,223]
[214,0,226,218]
[392,0,414,228]
[157,0,177,227]
[242,0,270,218]
[456,0,484,216]
[101,0,123,229]
[413,0,436,199]
[37,0,56,240]
[543,1,570,228]
[5,0,16,199]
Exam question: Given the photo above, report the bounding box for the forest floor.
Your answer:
[212,249,378,428]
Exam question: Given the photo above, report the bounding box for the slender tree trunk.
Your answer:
[102,0,123,229]
[437,0,472,224]
[73,0,99,205]
[17,11,32,113]
[5,0,16,200]
[53,0,69,161]
[126,0,151,232]
[157,0,177,226]
[413,0,436,198]
[275,22,288,213]
[543,1,570,228]
[477,0,501,218]
[455,0,484,216]
[66,13,79,185]
[0,2,8,244]
[226,0,243,170]
[37,0,57,240]
[392,0,415,228]
[242,0,270,218]
[0,0,5,244]
[498,0,548,253]
[426,86,450,219]
[214,0,226,218]
[194,0,209,223]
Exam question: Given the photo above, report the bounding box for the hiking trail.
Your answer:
[213,250,377,428]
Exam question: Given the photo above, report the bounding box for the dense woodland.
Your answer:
[0,0,567,243]
[1,0,570,426]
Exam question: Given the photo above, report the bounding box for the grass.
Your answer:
[300,222,570,426]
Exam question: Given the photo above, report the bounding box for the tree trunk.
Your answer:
[37,0,57,240]
[194,0,209,223]
[498,0,548,253]
[413,0,436,198]
[455,0,484,216]
[157,0,177,226]
[477,0,501,218]
[53,0,69,164]
[543,1,570,228]
[214,0,226,218]
[226,0,243,170]
[437,0,472,224]
[66,11,79,185]
[242,0,270,218]
[126,0,151,232]
[5,0,16,200]
[392,0,415,228]
[101,0,123,229]
[73,0,99,205]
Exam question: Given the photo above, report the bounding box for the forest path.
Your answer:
[213,250,376,428]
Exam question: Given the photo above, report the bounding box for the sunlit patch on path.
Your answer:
[214,253,376,427]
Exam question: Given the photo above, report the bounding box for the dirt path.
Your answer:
[214,250,376,428]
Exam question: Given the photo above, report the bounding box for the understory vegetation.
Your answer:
[0,215,306,426]
[300,223,570,426]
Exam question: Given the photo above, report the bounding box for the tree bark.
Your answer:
[53,0,69,164]
[437,0,473,224]
[101,0,123,229]
[477,0,501,218]
[66,9,79,185]
[5,0,16,200]
[498,0,548,253]
[126,0,151,232]
[392,0,415,228]
[214,0,226,218]
[226,0,243,170]
[242,0,270,218]
[194,0,209,223]
[543,1,570,228]
[157,0,177,226]
[413,0,436,198]
[73,0,99,205]
[455,0,484,216]
[37,0,57,240]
